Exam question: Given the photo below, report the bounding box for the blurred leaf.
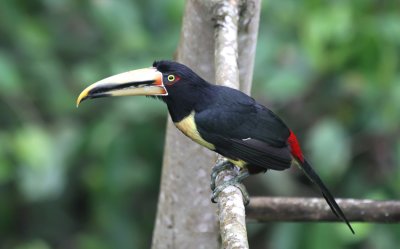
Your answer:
[0,51,22,95]
[263,69,308,101]
[41,0,69,11]
[77,234,111,249]
[306,119,351,181]
[0,159,12,184]
[304,223,345,249]
[269,223,302,249]
[13,124,78,201]
[368,225,400,249]
[0,132,12,183]
[15,19,52,59]
[302,2,353,70]
[378,14,400,44]
[336,222,372,243]
[14,125,53,170]
[72,61,104,88]
[14,240,50,249]
[395,141,400,191]
[90,0,148,52]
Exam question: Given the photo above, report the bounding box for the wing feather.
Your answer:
[195,89,293,170]
[213,136,292,170]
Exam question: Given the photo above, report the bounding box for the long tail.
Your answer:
[299,159,355,234]
[288,130,354,233]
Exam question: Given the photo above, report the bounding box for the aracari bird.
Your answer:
[77,60,354,234]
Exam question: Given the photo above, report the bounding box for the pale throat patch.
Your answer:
[174,112,216,150]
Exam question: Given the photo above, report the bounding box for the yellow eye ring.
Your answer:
[167,75,175,82]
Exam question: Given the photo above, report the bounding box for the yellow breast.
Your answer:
[174,112,216,150]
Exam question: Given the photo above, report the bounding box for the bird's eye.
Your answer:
[167,75,175,82]
[165,74,180,85]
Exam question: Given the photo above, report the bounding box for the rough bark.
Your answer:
[246,197,400,222]
[214,156,249,249]
[212,0,248,248]
[213,0,240,89]
[151,1,219,248]
[211,0,261,248]
[237,0,261,95]
[152,1,261,248]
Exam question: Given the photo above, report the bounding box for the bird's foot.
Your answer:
[211,170,250,206]
[210,159,234,190]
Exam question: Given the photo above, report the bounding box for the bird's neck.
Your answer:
[164,96,196,122]
[162,83,214,122]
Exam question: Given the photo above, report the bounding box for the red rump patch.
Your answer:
[288,130,304,162]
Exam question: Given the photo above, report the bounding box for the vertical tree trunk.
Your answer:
[237,0,261,95]
[152,1,261,248]
[212,1,260,248]
[151,1,219,249]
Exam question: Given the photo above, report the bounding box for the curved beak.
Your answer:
[76,67,167,107]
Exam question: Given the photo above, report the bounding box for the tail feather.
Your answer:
[299,159,355,234]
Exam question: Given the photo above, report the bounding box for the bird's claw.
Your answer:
[210,160,234,190]
[211,170,250,206]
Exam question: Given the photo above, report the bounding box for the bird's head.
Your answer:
[76,60,209,107]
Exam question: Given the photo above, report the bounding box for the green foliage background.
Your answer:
[0,0,399,248]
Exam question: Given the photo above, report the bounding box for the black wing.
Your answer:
[195,86,292,171]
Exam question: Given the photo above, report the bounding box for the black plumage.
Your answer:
[78,60,354,234]
[153,60,354,233]
[154,60,292,172]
